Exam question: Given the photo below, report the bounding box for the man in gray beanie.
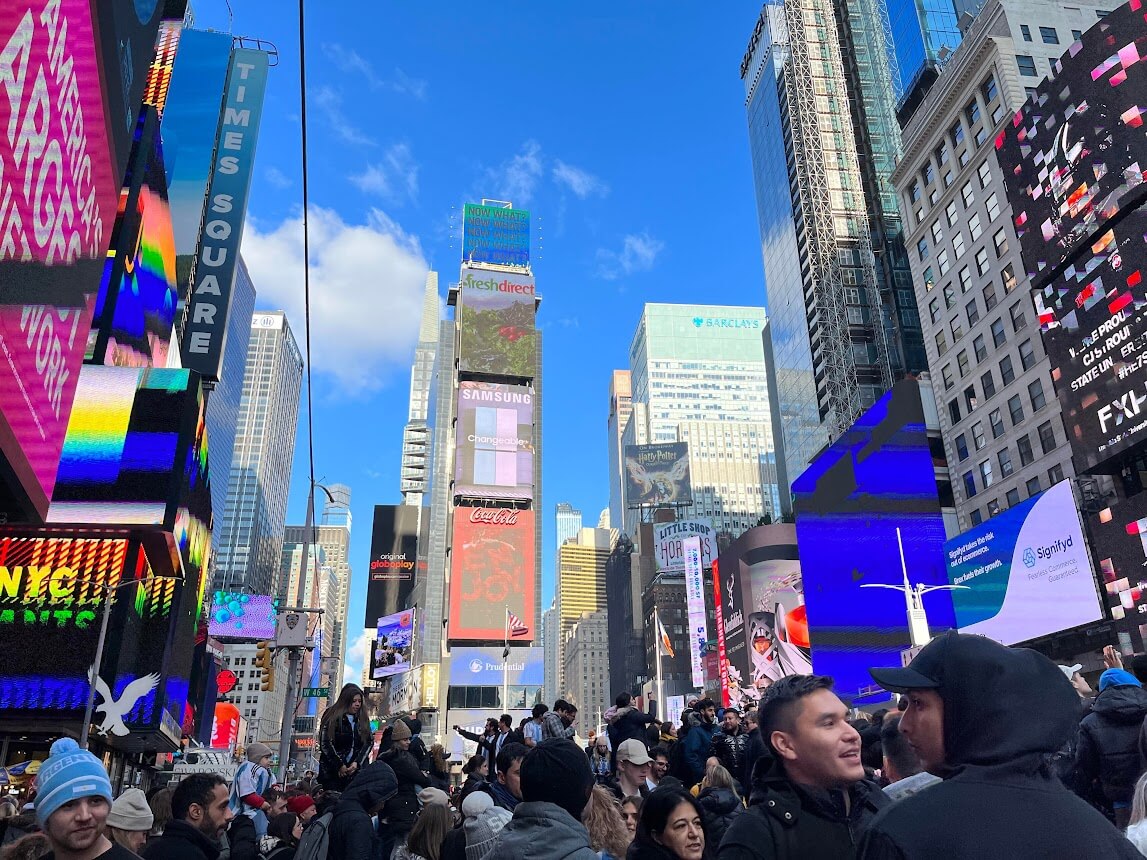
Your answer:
[480,738,597,859]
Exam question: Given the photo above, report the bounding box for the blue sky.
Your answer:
[190,1,773,680]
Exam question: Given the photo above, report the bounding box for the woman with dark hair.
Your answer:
[428,743,451,791]
[457,754,492,805]
[317,683,373,791]
[628,788,707,860]
[259,812,302,859]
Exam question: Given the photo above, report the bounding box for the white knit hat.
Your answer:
[107,788,154,832]
[464,806,512,860]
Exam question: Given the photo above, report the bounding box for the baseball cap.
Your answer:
[615,739,651,766]
[868,630,956,693]
[1058,663,1083,679]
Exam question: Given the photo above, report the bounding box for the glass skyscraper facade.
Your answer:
[888,0,962,98]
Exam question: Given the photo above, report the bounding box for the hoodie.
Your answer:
[1075,683,1147,803]
[478,800,598,860]
[857,635,1141,860]
[328,760,398,860]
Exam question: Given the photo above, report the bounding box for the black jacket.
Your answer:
[1075,683,1147,803]
[708,728,750,780]
[697,786,743,849]
[141,819,222,860]
[380,746,433,832]
[318,712,372,791]
[740,727,769,791]
[224,814,258,860]
[718,756,889,860]
[857,635,1142,860]
[607,706,656,751]
[328,761,397,860]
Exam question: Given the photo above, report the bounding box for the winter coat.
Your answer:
[262,842,296,860]
[740,727,769,791]
[857,637,1141,860]
[442,825,468,860]
[697,785,744,849]
[0,811,36,845]
[223,814,259,860]
[328,760,398,860]
[1075,683,1147,803]
[458,774,494,807]
[317,712,372,791]
[478,800,598,860]
[141,819,222,860]
[718,755,889,860]
[606,705,656,752]
[380,746,433,833]
[683,719,720,785]
[708,728,750,780]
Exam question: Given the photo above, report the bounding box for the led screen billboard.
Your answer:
[455,382,534,500]
[625,443,692,506]
[1038,209,1147,473]
[371,609,415,680]
[462,203,530,267]
[715,524,810,711]
[945,480,1102,644]
[208,593,277,640]
[456,267,537,379]
[792,379,956,700]
[1091,491,1147,653]
[449,507,535,641]
[364,506,423,628]
[653,519,715,571]
[448,645,545,686]
[996,1,1147,287]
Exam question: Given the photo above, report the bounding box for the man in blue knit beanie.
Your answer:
[34,737,131,859]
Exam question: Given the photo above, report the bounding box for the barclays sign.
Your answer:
[691,317,762,330]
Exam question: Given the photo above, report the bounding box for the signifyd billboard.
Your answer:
[653,519,715,571]
[371,609,415,680]
[793,379,956,700]
[455,382,534,500]
[208,593,278,640]
[996,1,1147,287]
[462,203,530,267]
[364,506,422,628]
[625,443,692,506]
[456,267,537,379]
[449,507,535,641]
[945,480,1102,644]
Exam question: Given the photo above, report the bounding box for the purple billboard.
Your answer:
[455,382,534,500]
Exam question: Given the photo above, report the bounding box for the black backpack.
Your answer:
[293,811,333,860]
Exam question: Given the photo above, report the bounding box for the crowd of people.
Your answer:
[14,632,1147,858]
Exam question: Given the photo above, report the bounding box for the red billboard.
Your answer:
[449,507,535,641]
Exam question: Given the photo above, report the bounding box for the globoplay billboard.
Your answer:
[455,382,535,500]
[364,506,424,628]
[449,507,535,641]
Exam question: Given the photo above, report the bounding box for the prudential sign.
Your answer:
[181,48,269,381]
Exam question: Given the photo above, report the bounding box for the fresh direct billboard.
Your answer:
[364,506,422,628]
[793,379,955,700]
[462,203,530,267]
[456,267,537,379]
[455,382,534,500]
[208,593,278,640]
[945,480,1102,644]
[449,507,535,641]
[653,519,715,571]
[625,443,692,506]
[371,609,415,680]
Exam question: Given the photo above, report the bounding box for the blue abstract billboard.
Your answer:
[792,379,956,700]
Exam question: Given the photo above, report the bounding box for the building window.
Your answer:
[962,182,975,208]
[978,160,993,188]
[966,99,981,127]
[1002,263,1018,293]
[959,147,971,167]
[981,369,996,398]
[987,193,1003,221]
[1020,24,1032,41]
[956,434,969,461]
[953,232,966,258]
[965,385,978,413]
[944,283,956,308]
[990,408,1005,438]
[973,333,988,362]
[938,249,951,275]
[931,221,944,244]
[980,460,995,488]
[910,180,922,203]
[1008,394,1025,425]
[991,318,1007,348]
[1049,463,1065,484]
[1028,379,1047,411]
[1073,29,1083,40]
[999,447,1014,476]
[1006,487,1021,506]
[1038,420,1056,454]
[982,75,999,103]
[946,200,958,226]
[936,330,949,355]
[1026,476,1042,496]
[976,247,990,276]
[983,283,998,310]
[959,266,973,293]
[1019,339,1036,370]
[970,508,983,525]
[974,126,988,147]
[1018,434,1034,465]
[949,398,962,424]
[918,238,930,261]
[972,422,986,450]
[957,350,970,377]
[929,297,941,323]
[924,266,936,289]
[1040,26,1059,43]
[1010,302,1027,331]
[952,317,964,341]
[964,471,978,498]
[924,162,935,185]
[967,299,980,327]
[969,212,983,240]
[951,121,965,148]
[992,227,1008,257]
[1017,54,1038,76]
[1000,354,1015,384]
[943,364,955,389]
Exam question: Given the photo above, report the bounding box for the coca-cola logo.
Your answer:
[468,508,519,525]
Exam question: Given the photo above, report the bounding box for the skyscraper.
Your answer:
[556,527,611,696]
[402,273,440,505]
[563,609,610,728]
[212,312,304,595]
[555,503,583,549]
[607,371,633,533]
[887,0,962,100]
[741,3,924,490]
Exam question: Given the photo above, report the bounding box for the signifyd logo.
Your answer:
[1022,548,1037,568]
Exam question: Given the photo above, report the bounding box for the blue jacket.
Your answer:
[684,719,719,784]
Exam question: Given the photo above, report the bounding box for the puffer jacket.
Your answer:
[1075,683,1147,803]
[328,760,398,860]
[709,728,751,781]
[478,800,597,860]
[697,785,744,848]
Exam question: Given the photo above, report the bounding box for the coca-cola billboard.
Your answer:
[449,506,535,641]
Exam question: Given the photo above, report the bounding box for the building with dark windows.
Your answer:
[888,0,962,101]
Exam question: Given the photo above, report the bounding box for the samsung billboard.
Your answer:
[455,382,534,500]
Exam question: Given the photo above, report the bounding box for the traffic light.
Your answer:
[255,641,275,692]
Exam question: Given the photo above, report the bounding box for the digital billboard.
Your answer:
[653,519,715,571]
[1037,209,1147,473]
[945,480,1102,644]
[364,506,423,628]
[1091,490,1147,652]
[448,646,544,688]
[455,382,534,500]
[449,507,535,641]
[624,443,692,506]
[996,0,1147,287]
[371,609,415,680]
[792,379,956,700]
[208,593,278,640]
[456,267,537,379]
[462,203,530,267]
[182,48,269,381]
[684,537,707,687]
[715,524,810,710]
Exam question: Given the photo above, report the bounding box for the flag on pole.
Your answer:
[507,609,529,637]
[655,610,675,658]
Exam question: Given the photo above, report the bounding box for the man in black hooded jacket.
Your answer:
[858,630,1140,859]
[328,760,398,860]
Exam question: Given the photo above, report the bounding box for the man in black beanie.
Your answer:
[478,738,597,859]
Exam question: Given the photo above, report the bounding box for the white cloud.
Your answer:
[552,160,609,199]
[596,233,665,280]
[479,140,543,207]
[350,144,419,202]
[313,86,376,147]
[265,166,292,189]
[241,206,429,395]
[322,44,428,99]
[342,629,372,687]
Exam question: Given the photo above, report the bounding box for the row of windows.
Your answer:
[961,422,1060,502]
[952,378,1047,459]
[939,303,1029,391]
[946,339,1039,425]
[967,463,1068,526]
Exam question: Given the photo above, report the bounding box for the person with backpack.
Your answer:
[324,760,398,860]
[379,719,434,858]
